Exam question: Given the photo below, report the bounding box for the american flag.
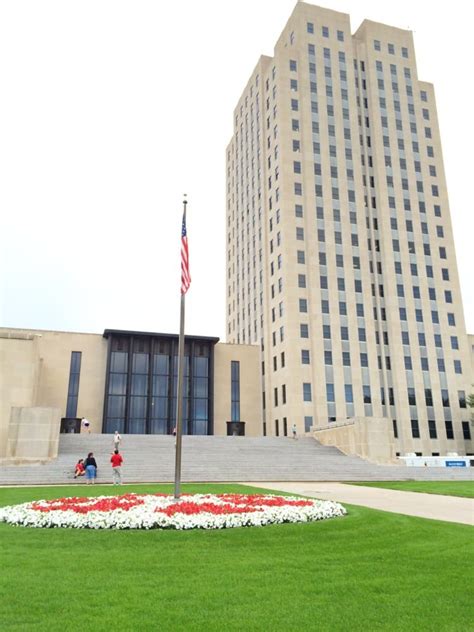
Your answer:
[181,212,191,295]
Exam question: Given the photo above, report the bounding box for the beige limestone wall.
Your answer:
[32,330,107,433]
[6,406,61,462]
[0,333,41,457]
[0,328,107,441]
[314,417,397,464]
[469,334,474,388]
[214,343,262,436]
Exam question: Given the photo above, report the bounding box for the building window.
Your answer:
[345,384,353,403]
[231,361,240,422]
[428,420,437,439]
[326,383,335,402]
[304,416,313,432]
[301,350,310,364]
[303,383,312,402]
[445,420,454,440]
[66,351,82,418]
[407,388,416,406]
[411,419,420,439]
[462,422,471,441]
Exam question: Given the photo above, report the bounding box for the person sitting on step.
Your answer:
[74,459,85,478]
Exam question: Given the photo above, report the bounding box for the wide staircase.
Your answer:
[0,435,472,485]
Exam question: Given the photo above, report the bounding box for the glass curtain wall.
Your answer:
[103,334,213,434]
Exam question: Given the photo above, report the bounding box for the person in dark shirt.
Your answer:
[84,452,97,484]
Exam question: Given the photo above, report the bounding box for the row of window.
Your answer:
[272,379,468,417]
[409,419,471,441]
[306,22,344,41]
[304,21,410,61]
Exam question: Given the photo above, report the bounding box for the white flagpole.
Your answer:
[174,196,188,499]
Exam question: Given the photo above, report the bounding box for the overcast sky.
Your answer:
[1,0,472,339]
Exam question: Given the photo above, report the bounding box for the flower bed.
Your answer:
[0,493,346,530]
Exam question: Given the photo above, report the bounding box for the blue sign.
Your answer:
[445,461,466,467]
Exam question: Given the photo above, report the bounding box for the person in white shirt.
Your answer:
[81,418,91,434]
[113,430,122,451]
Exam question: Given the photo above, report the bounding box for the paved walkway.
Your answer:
[246,482,474,526]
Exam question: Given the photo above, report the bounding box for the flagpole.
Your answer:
[174,195,188,499]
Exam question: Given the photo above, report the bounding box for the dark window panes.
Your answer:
[129,418,146,434]
[71,351,82,373]
[109,373,127,395]
[133,353,149,374]
[151,397,168,419]
[111,351,128,373]
[194,356,209,377]
[231,360,240,421]
[66,397,78,418]
[194,377,209,398]
[195,399,209,420]
[153,375,169,397]
[107,395,126,418]
[131,374,148,396]
[130,396,147,418]
[153,354,169,374]
[149,419,167,434]
[106,418,125,434]
[193,419,208,435]
[68,373,80,397]
[173,356,190,376]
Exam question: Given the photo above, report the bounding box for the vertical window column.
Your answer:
[231,361,241,421]
[66,351,82,418]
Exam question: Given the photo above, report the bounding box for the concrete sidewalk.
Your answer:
[246,482,474,526]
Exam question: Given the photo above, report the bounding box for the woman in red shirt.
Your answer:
[74,459,85,479]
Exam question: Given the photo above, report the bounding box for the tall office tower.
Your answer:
[226,2,472,456]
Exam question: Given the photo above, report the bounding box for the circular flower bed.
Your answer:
[0,493,346,530]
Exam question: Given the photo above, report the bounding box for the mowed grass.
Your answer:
[0,484,473,632]
[350,481,474,498]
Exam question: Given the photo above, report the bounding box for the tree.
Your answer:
[468,394,474,421]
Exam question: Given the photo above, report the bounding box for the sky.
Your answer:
[1,0,473,340]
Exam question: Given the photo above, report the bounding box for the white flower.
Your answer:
[0,493,346,530]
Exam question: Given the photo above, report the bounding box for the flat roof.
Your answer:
[103,329,220,344]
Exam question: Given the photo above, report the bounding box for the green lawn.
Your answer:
[350,481,474,498]
[0,484,473,631]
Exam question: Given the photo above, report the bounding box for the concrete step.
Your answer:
[0,434,472,484]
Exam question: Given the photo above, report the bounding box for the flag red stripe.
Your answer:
[181,215,191,295]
